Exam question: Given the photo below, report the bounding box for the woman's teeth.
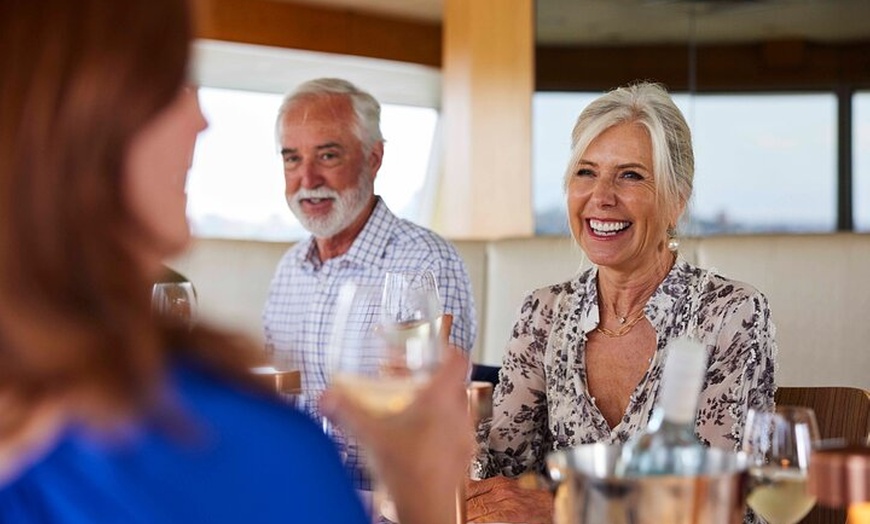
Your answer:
[589,219,630,236]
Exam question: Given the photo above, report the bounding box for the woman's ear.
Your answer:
[670,197,687,229]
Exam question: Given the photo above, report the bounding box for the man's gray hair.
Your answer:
[276,78,384,153]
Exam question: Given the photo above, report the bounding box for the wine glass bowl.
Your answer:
[742,406,821,524]
[382,270,443,330]
[328,280,443,415]
[151,282,197,326]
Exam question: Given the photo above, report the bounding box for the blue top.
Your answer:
[0,360,369,523]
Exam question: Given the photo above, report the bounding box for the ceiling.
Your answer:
[196,0,870,103]
[284,0,870,45]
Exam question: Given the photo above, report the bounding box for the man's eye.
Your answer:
[283,155,300,166]
[319,151,341,165]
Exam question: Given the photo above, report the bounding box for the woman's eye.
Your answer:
[575,168,595,177]
[621,170,644,180]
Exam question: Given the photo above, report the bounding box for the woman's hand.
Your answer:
[321,349,474,524]
[466,475,554,523]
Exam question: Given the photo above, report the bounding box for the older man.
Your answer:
[263,78,477,483]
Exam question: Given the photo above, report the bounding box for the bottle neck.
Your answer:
[657,339,706,426]
[647,406,698,439]
[646,406,698,445]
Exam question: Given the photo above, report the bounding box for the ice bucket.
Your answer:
[546,443,749,524]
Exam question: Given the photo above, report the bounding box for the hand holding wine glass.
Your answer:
[321,349,472,524]
[328,280,443,415]
[742,406,820,524]
[327,279,445,522]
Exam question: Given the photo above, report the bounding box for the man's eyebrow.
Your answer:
[280,142,344,157]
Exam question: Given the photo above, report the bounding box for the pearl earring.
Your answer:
[667,226,679,252]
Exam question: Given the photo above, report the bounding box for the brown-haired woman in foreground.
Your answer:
[0,1,471,522]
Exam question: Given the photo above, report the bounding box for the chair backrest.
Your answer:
[470,364,501,387]
[774,386,870,444]
[773,386,870,524]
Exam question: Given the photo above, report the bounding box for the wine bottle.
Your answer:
[618,338,708,476]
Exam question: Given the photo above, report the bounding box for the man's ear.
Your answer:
[367,141,384,178]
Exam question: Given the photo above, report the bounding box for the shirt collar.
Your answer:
[579,256,692,334]
[293,196,395,271]
[339,196,395,269]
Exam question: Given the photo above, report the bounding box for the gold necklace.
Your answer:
[596,310,645,338]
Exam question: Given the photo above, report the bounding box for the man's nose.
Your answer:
[297,159,324,189]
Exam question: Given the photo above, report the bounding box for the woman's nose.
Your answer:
[590,177,617,206]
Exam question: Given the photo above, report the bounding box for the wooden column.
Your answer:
[436,0,534,239]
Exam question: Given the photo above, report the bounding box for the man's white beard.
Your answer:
[287,174,374,239]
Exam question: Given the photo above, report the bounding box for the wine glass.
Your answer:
[742,406,821,524]
[328,279,444,417]
[327,280,444,522]
[382,269,444,340]
[151,282,198,327]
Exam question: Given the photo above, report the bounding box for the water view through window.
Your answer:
[533,92,838,236]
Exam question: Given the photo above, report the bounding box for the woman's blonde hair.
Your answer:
[563,82,694,227]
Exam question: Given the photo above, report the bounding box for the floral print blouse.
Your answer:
[475,258,777,478]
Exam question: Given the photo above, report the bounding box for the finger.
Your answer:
[465,477,498,498]
[418,349,469,402]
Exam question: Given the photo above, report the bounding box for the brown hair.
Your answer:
[0,0,258,435]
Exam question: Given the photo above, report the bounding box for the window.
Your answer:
[188,88,288,240]
[532,92,600,235]
[187,40,442,242]
[186,87,439,242]
[533,92,837,236]
[856,91,870,232]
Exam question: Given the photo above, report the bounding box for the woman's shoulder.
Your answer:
[0,363,366,523]
[679,259,769,304]
[525,267,594,303]
[170,362,332,449]
[510,269,594,328]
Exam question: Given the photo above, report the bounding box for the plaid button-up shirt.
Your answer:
[263,197,477,488]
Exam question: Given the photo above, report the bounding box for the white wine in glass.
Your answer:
[328,280,442,415]
[743,406,820,524]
